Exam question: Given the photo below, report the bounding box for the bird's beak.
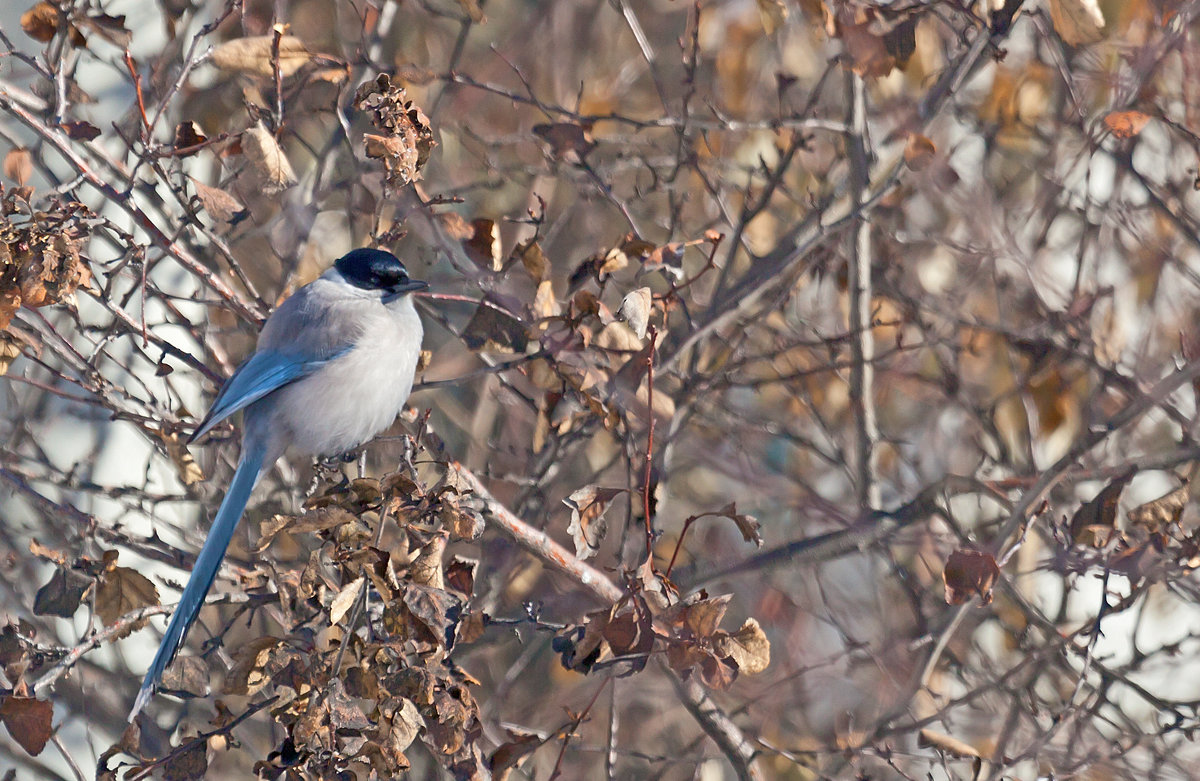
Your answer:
[383,279,429,303]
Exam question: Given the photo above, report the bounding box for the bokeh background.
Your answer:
[3,0,1200,778]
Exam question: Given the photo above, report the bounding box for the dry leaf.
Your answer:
[563,486,623,559]
[33,565,92,618]
[59,121,101,141]
[904,134,936,171]
[1047,0,1104,45]
[160,429,204,486]
[20,3,57,43]
[0,331,25,375]
[757,0,788,34]
[461,218,501,271]
[223,636,281,696]
[618,287,652,340]
[210,34,314,78]
[95,564,159,627]
[942,549,1000,606]
[461,303,528,353]
[714,618,770,674]
[712,502,763,547]
[173,120,207,153]
[532,122,596,160]
[1070,470,1133,545]
[3,148,33,186]
[160,656,209,697]
[329,576,364,625]
[190,178,245,223]
[240,124,297,195]
[532,279,559,320]
[0,695,53,756]
[410,533,447,589]
[1127,484,1189,532]
[513,239,548,280]
[355,75,434,187]
[1104,110,1151,139]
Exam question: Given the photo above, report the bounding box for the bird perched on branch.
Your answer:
[129,248,427,720]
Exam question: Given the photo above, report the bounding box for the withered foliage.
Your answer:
[0,188,92,332]
[355,75,435,189]
[6,0,1200,778]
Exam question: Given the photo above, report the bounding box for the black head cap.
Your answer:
[334,248,427,296]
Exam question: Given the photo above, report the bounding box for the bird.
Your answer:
[129,247,427,720]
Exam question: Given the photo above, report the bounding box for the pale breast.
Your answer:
[271,297,423,457]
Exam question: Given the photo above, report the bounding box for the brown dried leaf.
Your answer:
[757,0,788,34]
[411,533,447,589]
[563,486,623,559]
[441,502,485,542]
[1047,0,1104,45]
[172,121,207,154]
[33,566,92,618]
[714,502,763,547]
[402,582,462,648]
[3,148,33,186]
[489,728,541,781]
[59,121,101,141]
[829,7,895,78]
[355,75,434,186]
[698,653,737,690]
[0,330,23,371]
[462,218,501,271]
[161,738,207,780]
[903,133,936,171]
[95,563,159,630]
[513,238,548,280]
[1070,470,1134,545]
[159,429,204,486]
[685,594,731,637]
[20,3,57,43]
[160,656,209,698]
[714,618,770,674]
[445,556,478,599]
[28,539,66,564]
[190,178,244,223]
[532,122,596,160]
[210,34,314,78]
[329,576,364,625]
[1104,110,1151,139]
[1127,484,1189,533]
[942,549,1000,606]
[240,124,297,195]
[0,695,53,756]
[532,279,559,320]
[223,636,281,696]
[461,303,528,353]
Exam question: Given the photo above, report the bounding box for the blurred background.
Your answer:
[2,0,1200,778]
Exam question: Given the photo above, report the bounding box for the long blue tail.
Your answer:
[129,443,267,721]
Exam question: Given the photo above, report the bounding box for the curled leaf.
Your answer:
[563,486,623,560]
[942,549,1000,606]
[240,124,297,195]
[618,287,652,340]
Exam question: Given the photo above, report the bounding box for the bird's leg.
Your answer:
[311,454,351,494]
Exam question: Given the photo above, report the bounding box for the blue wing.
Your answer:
[188,348,348,443]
